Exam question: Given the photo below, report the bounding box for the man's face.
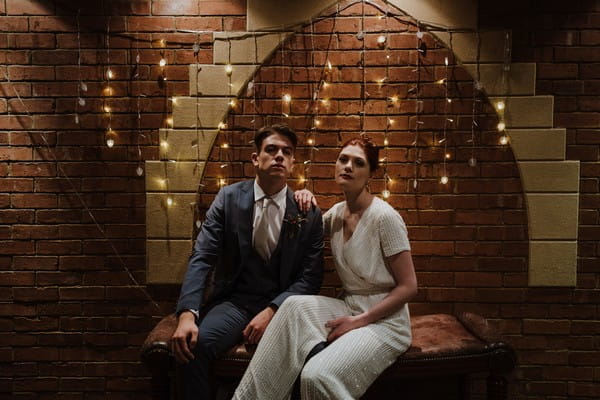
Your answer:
[252,132,295,182]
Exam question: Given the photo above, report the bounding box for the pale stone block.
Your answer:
[518,161,580,193]
[389,0,477,30]
[434,31,507,63]
[147,239,192,284]
[145,161,205,193]
[526,194,579,240]
[529,241,577,287]
[463,63,536,96]
[247,0,477,31]
[507,129,566,161]
[172,97,230,129]
[189,64,258,97]
[213,32,289,65]
[158,129,217,161]
[146,193,197,239]
[490,96,554,128]
[248,0,333,31]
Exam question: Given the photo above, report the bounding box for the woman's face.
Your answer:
[335,144,372,193]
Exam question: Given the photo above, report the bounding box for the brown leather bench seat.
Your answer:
[141,312,515,400]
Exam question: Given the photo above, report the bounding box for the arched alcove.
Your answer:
[145,0,578,289]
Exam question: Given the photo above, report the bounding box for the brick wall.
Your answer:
[0,0,598,399]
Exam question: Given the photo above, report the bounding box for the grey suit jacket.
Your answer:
[176,180,324,315]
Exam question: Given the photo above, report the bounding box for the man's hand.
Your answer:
[170,311,198,364]
[293,189,317,213]
[242,306,276,344]
[325,315,366,342]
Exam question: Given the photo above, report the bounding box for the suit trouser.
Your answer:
[179,301,252,400]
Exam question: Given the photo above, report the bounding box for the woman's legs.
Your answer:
[300,325,404,400]
[233,295,347,400]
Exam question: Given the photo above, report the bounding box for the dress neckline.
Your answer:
[341,197,377,245]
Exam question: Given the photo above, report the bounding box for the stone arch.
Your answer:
[146,0,578,287]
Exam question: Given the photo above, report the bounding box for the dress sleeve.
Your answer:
[378,207,411,257]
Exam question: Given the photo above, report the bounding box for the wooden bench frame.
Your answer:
[141,311,516,399]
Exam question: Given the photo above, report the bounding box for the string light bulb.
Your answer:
[282,93,292,103]
[160,140,168,149]
[106,138,115,148]
[445,152,451,159]
[377,35,386,45]
[497,121,506,131]
[224,64,233,75]
[218,178,227,186]
[307,138,314,145]
[166,117,173,127]
[220,143,229,149]
[500,135,509,145]
[496,101,505,111]
[103,105,111,113]
[159,58,167,67]
[440,176,449,184]
[228,99,237,107]
[383,138,389,146]
[106,69,114,79]
[166,196,173,207]
[382,190,390,199]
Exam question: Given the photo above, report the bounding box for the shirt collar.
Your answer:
[254,180,287,209]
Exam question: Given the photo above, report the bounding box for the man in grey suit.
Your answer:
[169,124,324,399]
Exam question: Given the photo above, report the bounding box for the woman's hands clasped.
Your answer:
[325,314,367,342]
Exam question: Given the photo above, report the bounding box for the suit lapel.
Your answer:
[279,188,300,287]
[237,181,254,263]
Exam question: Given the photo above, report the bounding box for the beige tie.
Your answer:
[253,197,274,261]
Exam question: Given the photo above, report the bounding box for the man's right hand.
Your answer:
[170,311,198,364]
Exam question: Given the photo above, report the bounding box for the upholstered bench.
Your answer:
[141,312,515,400]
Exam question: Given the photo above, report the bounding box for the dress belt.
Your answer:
[344,287,394,296]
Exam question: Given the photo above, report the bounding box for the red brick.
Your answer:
[128,16,175,31]
[0,17,29,31]
[198,0,245,15]
[0,272,35,286]
[152,0,199,15]
[13,33,56,48]
[6,0,55,15]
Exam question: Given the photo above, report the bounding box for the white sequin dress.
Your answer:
[233,198,412,400]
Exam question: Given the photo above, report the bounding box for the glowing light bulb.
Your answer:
[103,105,111,113]
[440,176,449,184]
[218,178,227,186]
[444,56,449,66]
[377,35,386,44]
[382,190,390,199]
[435,78,446,85]
[224,64,233,75]
[500,135,509,145]
[104,87,113,96]
[322,81,329,88]
[389,95,398,103]
[171,97,178,105]
[307,138,314,145]
[221,143,229,149]
[166,196,173,207]
[107,69,114,79]
[217,122,227,130]
[320,98,330,106]
[136,166,144,176]
[314,119,321,126]
[496,101,505,110]
[327,60,333,71]
[298,176,306,184]
[282,94,292,103]
[468,157,477,167]
[106,138,114,148]
[159,58,167,67]
[387,118,395,126]
[166,117,173,127]
[445,152,451,159]
[160,141,168,148]
[383,138,389,146]
[228,99,237,107]
[497,121,506,131]
[447,98,452,103]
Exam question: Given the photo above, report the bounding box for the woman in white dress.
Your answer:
[233,137,418,399]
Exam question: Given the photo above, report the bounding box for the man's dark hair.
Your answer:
[254,124,298,152]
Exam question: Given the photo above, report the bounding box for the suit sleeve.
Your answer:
[175,188,226,314]
[270,207,324,307]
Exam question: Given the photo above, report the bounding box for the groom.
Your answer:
[170,124,324,399]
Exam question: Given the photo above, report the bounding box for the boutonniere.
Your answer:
[283,213,307,238]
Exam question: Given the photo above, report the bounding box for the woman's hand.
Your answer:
[325,315,366,342]
[294,188,317,213]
